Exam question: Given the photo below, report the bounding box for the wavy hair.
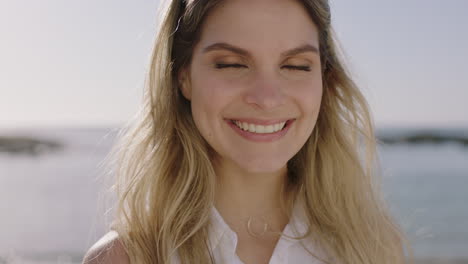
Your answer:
[109,0,412,263]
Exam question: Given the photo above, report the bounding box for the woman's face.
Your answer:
[180,0,323,174]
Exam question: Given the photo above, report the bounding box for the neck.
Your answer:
[213,158,291,234]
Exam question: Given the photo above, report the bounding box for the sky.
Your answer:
[0,0,467,129]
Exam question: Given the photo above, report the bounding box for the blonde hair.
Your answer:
[109,0,413,263]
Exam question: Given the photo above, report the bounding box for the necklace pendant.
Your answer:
[246,216,268,237]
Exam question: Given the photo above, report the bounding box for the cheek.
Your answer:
[295,79,323,111]
[190,72,240,112]
[294,80,323,136]
[310,83,323,111]
[189,76,235,134]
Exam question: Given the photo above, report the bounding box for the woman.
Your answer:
[83,0,411,263]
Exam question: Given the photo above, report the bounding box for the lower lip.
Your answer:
[226,119,294,142]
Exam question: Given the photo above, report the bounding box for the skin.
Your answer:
[179,0,323,262]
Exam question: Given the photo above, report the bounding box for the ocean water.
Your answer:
[0,128,467,262]
[380,143,468,258]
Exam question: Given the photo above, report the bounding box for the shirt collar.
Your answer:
[208,205,233,252]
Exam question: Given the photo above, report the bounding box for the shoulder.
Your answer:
[82,230,130,264]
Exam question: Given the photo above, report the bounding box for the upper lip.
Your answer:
[226,118,293,125]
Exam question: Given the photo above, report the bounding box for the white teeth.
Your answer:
[265,125,274,133]
[274,123,280,131]
[255,125,265,133]
[232,120,287,134]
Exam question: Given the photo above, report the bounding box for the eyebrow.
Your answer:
[202,42,319,57]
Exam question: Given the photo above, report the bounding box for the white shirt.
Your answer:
[205,203,328,264]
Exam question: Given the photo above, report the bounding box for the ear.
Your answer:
[178,68,192,101]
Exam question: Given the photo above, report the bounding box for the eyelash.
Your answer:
[215,63,311,72]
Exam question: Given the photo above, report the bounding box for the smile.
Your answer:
[231,120,286,134]
[226,118,294,143]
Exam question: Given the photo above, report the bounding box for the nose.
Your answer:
[244,72,286,110]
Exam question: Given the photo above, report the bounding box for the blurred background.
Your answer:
[0,0,467,263]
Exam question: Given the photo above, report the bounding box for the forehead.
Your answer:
[196,0,319,54]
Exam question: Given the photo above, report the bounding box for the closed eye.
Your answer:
[282,65,311,72]
[215,63,311,72]
[215,63,247,69]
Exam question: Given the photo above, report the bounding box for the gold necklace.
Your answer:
[224,207,285,238]
[246,215,269,237]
